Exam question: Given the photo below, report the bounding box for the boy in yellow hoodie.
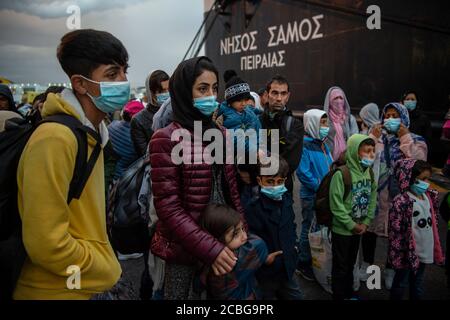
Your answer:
[14,29,130,299]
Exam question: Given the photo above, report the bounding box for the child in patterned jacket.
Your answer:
[388,159,444,300]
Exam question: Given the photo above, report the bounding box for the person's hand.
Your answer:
[397,123,409,138]
[265,251,283,265]
[352,224,364,235]
[359,224,368,234]
[371,124,382,139]
[211,247,237,276]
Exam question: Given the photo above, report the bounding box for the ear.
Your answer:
[256,176,263,186]
[70,75,88,95]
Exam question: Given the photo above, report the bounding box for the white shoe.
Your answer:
[117,252,144,261]
[358,262,371,282]
[384,268,395,290]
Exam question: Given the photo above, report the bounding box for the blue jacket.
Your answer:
[218,102,261,154]
[108,120,139,179]
[296,136,333,199]
[244,192,298,281]
[218,101,262,132]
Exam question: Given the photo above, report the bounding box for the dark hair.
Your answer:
[194,58,219,85]
[122,110,132,122]
[223,69,237,83]
[266,75,290,93]
[247,95,255,103]
[258,154,290,178]
[200,204,241,243]
[401,90,418,103]
[321,113,328,119]
[43,86,65,102]
[57,29,129,78]
[257,87,266,96]
[32,93,46,105]
[148,70,169,94]
[359,138,376,148]
[410,160,432,185]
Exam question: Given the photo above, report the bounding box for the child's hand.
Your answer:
[352,224,365,235]
[265,251,283,265]
[212,247,237,276]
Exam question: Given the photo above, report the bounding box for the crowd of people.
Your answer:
[0,28,449,301]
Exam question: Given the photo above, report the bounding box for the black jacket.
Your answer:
[130,103,160,156]
[408,108,432,150]
[245,193,298,281]
[260,108,304,193]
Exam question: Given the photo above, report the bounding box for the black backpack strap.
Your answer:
[39,114,102,204]
[338,165,352,200]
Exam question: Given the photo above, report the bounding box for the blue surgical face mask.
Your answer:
[360,157,374,168]
[404,100,417,111]
[319,127,330,140]
[260,184,288,201]
[193,96,219,116]
[410,179,429,196]
[156,92,170,106]
[81,76,130,113]
[384,117,401,133]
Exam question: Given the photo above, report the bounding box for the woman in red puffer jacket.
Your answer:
[148,57,244,300]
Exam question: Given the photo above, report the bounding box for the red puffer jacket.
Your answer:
[149,122,244,265]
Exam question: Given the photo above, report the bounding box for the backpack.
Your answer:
[314,163,374,227]
[0,114,102,300]
[107,154,153,255]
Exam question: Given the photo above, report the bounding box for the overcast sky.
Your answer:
[0,0,205,87]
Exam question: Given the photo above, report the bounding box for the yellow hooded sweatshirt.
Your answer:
[14,90,121,300]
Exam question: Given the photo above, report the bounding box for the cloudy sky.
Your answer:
[0,0,205,87]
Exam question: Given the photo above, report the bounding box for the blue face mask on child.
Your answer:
[384,118,401,133]
[410,179,429,196]
[360,157,374,168]
[319,127,330,140]
[260,184,288,201]
[81,76,131,113]
[193,96,219,116]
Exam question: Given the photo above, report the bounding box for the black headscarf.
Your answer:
[170,56,218,133]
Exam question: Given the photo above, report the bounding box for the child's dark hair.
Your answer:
[148,70,169,94]
[410,160,432,185]
[359,138,376,148]
[258,154,289,178]
[57,29,129,78]
[200,204,241,243]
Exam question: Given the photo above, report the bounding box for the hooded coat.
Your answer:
[296,109,333,199]
[368,103,428,237]
[359,103,380,135]
[0,84,17,112]
[388,159,444,272]
[323,86,359,159]
[329,134,378,236]
[149,57,244,266]
[15,89,121,299]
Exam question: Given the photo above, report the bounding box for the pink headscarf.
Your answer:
[328,88,347,159]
